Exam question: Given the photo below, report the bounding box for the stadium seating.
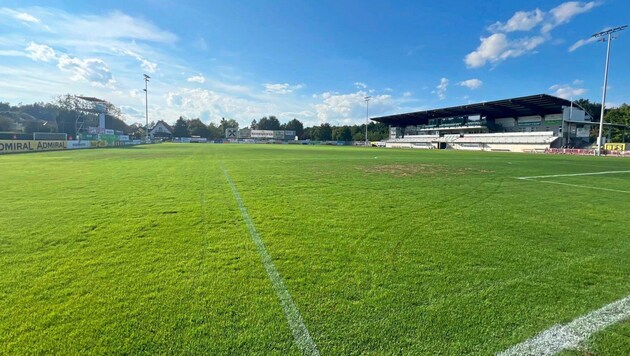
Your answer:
[453,132,557,144]
[385,132,559,152]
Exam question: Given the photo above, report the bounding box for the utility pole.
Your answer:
[143,74,151,143]
[364,96,371,146]
[592,25,626,156]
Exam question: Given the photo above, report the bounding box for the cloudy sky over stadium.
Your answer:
[0,0,628,126]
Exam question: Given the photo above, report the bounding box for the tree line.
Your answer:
[0,95,131,137]
[168,115,389,141]
[2,96,628,142]
[575,99,630,142]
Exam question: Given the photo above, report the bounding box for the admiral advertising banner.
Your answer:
[0,140,67,154]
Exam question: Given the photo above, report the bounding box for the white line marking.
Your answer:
[517,170,630,180]
[222,166,319,355]
[499,295,630,356]
[520,179,630,194]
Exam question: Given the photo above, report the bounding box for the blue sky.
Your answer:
[0,0,628,127]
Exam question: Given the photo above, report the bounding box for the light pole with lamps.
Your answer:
[143,74,151,143]
[592,25,626,156]
[364,96,371,146]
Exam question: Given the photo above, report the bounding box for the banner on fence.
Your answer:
[0,140,67,154]
[604,143,626,151]
[66,140,92,149]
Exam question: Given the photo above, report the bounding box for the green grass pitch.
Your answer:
[1,144,629,354]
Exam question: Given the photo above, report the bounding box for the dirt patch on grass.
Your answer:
[362,164,493,177]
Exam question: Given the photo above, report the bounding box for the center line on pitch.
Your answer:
[222,166,319,355]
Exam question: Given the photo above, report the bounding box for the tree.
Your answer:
[105,115,130,133]
[0,116,14,131]
[219,117,239,132]
[257,116,281,130]
[129,123,146,139]
[332,126,352,141]
[55,110,74,136]
[187,118,211,138]
[284,118,304,139]
[368,122,389,141]
[250,119,258,130]
[207,122,223,139]
[23,120,53,133]
[18,102,59,123]
[575,98,602,122]
[173,116,189,137]
[351,124,366,141]
[605,104,630,142]
[302,126,314,140]
[313,123,332,141]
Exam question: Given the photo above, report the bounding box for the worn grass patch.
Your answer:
[362,163,494,176]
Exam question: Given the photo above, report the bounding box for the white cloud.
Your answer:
[403,91,412,97]
[187,75,206,83]
[435,78,449,100]
[542,1,600,34]
[57,10,177,44]
[313,90,393,123]
[465,33,509,68]
[163,88,273,124]
[466,2,599,68]
[488,9,544,33]
[0,49,26,57]
[165,92,183,107]
[458,78,483,90]
[0,8,41,24]
[25,42,56,62]
[116,49,158,73]
[465,33,546,68]
[568,36,598,52]
[57,54,115,87]
[549,83,587,99]
[264,82,304,94]
[354,82,367,89]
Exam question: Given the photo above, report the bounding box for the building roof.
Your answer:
[150,120,173,132]
[76,96,107,103]
[372,94,581,126]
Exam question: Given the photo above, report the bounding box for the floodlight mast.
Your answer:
[364,96,371,146]
[144,74,151,143]
[592,25,627,156]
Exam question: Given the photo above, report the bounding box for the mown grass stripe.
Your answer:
[499,296,630,355]
[222,166,319,355]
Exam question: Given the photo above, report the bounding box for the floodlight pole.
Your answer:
[593,25,626,156]
[364,96,371,146]
[143,74,151,143]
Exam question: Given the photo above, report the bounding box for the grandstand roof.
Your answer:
[372,94,578,126]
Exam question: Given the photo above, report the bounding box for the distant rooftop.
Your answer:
[76,96,107,103]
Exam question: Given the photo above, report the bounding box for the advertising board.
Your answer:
[0,140,67,154]
[66,140,92,149]
[251,130,274,138]
[604,143,626,151]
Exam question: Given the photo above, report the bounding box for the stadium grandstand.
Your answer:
[371,94,618,152]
